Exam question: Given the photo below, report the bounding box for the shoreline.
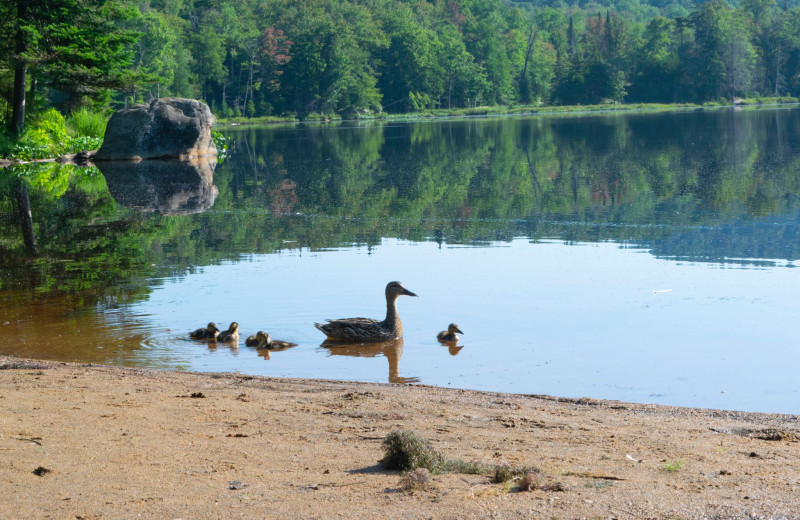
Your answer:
[2,356,799,519]
[214,100,800,127]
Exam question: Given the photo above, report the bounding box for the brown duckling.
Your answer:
[189,322,220,340]
[247,331,297,350]
[315,281,418,343]
[436,323,463,343]
[217,322,240,343]
[245,331,268,347]
[262,333,297,350]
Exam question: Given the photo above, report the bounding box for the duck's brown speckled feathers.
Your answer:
[315,281,417,343]
[217,322,239,343]
[436,323,463,342]
[189,322,220,340]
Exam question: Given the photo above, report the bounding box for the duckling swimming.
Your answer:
[245,331,297,350]
[315,281,418,343]
[436,323,463,343]
[217,322,240,343]
[189,322,220,340]
[245,331,267,347]
[262,333,297,350]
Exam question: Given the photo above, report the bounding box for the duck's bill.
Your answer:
[403,288,418,297]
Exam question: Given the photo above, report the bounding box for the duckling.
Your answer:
[189,322,220,340]
[245,331,268,347]
[436,323,463,343]
[217,322,239,343]
[245,331,297,350]
[260,333,298,350]
[315,281,418,343]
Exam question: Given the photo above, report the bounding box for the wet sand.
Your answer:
[1,356,799,519]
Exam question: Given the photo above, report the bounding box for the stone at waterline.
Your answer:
[95,157,218,216]
[93,98,216,161]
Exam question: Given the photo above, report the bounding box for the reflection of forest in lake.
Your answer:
[3,108,800,295]
[221,107,800,262]
[2,108,800,399]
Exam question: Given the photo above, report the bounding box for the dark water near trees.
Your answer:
[2,107,799,413]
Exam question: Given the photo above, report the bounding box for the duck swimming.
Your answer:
[189,322,220,340]
[315,281,418,343]
[437,323,464,342]
[217,322,240,343]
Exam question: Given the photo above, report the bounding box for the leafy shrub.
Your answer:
[23,108,69,155]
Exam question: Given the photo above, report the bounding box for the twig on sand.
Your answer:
[14,437,43,446]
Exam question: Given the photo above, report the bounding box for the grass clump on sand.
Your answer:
[381,430,564,493]
[381,430,496,475]
[381,430,445,473]
[400,468,431,490]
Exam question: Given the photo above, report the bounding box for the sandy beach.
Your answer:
[1,356,798,519]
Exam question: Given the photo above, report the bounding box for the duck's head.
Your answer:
[448,323,464,334]
[207,323,220,333]
[258,331,271,344]
[386,281,417,298]
[227,322,239,333]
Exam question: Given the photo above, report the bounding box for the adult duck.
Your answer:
[436,323,464,343]
[217,322,240,343]
[315,281,417,343]
[189,322,220,340]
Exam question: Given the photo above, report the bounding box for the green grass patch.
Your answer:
[66,108,108,138]
[662,460,684,472]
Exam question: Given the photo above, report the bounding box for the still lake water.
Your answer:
[2,107,800,413]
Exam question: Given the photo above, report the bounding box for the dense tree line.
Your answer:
[2,0,800,123]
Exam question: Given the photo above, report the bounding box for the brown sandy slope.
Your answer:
[1,357,799,519]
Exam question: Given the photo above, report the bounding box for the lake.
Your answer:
[2,106,799,414]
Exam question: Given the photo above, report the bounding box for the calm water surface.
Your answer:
[2,107,799,413]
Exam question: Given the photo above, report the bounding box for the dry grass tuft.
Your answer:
[401,468,431,490]
[381,430,445,472]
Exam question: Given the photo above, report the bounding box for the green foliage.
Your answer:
[66,108,108,139]
[25,109,69,153]
[0,109,103,160]
[5,0,800,124]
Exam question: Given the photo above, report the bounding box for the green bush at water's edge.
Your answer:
[1,108,108,161]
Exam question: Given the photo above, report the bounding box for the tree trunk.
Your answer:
[10,0,28,135]
[15,181,37,256]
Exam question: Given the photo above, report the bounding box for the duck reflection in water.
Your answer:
[322,338,419,384]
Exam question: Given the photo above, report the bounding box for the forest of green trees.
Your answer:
[1,0,800,126]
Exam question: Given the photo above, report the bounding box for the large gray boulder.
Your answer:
[94,98,216,161]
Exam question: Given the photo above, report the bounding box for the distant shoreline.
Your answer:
[215,99,800,127]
